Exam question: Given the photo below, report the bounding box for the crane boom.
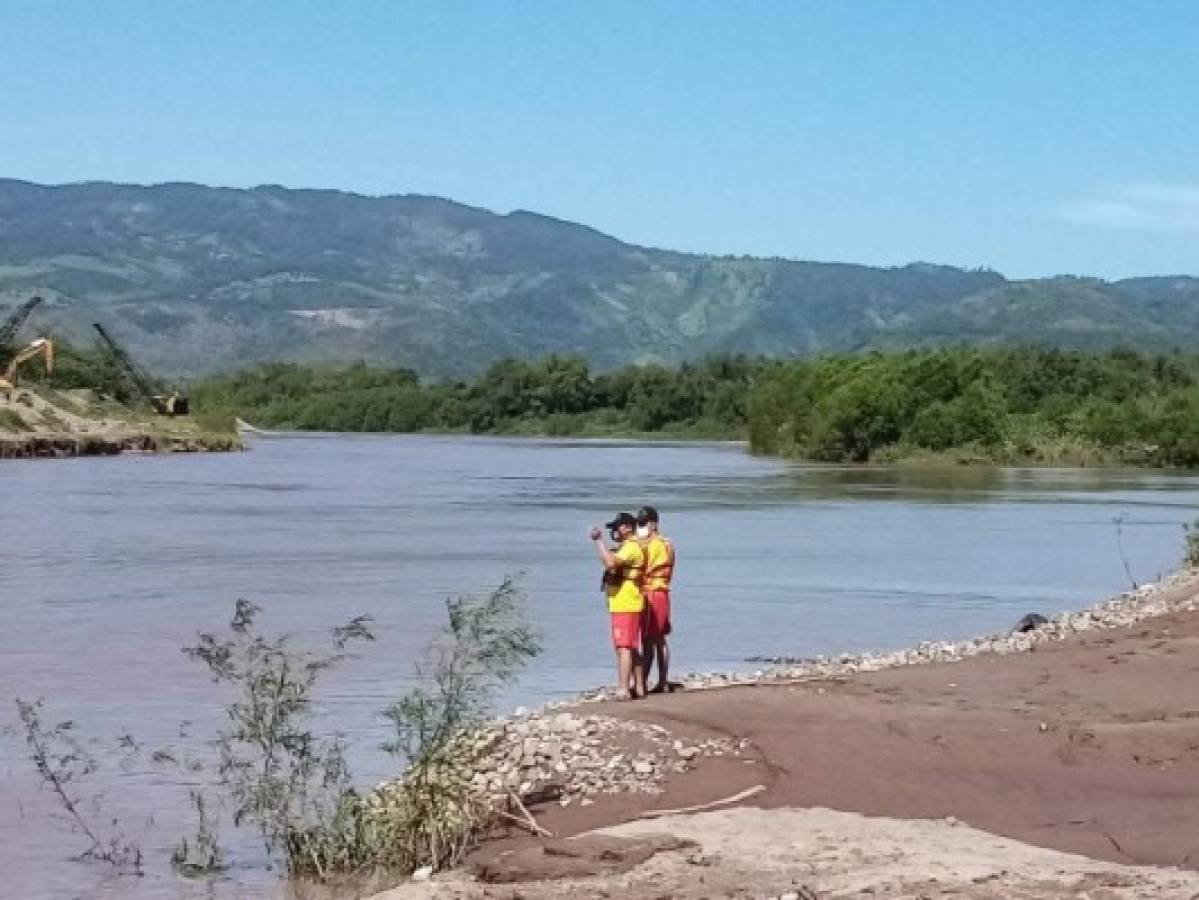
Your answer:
[93,323,158,400]
[91,323,189,416]
[0,296,43,350]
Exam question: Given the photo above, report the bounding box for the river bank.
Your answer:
[0,386,240,458]
[373,568,1199,898]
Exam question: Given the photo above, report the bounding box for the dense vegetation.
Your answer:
[192,355,759,439]
[750,348,1199,467]
[194,348,1199,467]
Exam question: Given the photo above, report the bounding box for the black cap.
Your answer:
[605,512,637,530]
[636,505,659,525]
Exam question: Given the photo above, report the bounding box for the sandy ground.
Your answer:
[370,573,1199,898]
[0,386,237,455]
[380,807,1199,898]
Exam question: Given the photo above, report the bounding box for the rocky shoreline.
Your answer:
[575,567,1199,699]
[0,431,242,458]
[369,569,1199,844]
[371,568,1199,898]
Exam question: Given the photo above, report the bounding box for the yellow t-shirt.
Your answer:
[605,539,645,613]
[642,535,675,591]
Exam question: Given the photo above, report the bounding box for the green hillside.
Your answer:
[1,179,1196,376]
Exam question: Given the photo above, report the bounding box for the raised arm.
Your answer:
[589,526,619,569]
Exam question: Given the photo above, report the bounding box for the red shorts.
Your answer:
[642,589,672,641]
[610,611,642,650]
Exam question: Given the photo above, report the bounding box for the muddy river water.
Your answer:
[2,434,1197,897]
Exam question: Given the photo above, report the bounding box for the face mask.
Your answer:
[636,525,651,539]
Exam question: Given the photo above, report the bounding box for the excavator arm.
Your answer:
[0,337,54,396]
[3,338,54,381]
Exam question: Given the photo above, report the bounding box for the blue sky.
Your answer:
[2,1,1196,278]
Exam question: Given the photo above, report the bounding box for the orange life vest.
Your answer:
[641,534,675,592]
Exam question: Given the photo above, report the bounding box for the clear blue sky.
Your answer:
[2,1,1197,278]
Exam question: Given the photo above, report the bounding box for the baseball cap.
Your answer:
[605,512,637,529]
[636,505,659,525]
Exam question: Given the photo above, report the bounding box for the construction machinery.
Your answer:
[0,337,54,398]
[92,323,190,416]
[0,296,44,357]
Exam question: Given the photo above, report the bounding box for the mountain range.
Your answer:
[1,179,1196,377]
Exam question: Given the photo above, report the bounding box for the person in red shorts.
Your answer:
[589,512,647,700]
[636,505,676,693]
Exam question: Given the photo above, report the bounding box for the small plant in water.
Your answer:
[384,575,540,764]
[1113,513,1137,589]
[181,598,374,873]
[171,790,223,876]
[14,698,143,874]
[15,579,539,885]
[363,574,542,874]
[1185,518,1199,568]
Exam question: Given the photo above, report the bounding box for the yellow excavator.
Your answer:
[0,337,54,398]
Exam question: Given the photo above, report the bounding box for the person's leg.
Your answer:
[616,647,634,699]
[631,648,646,698]
[645,590,672,691]
[641,632,656,688]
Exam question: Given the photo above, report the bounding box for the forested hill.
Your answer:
[1,179,1197,376]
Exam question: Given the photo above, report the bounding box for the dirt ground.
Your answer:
[379,807,1199,899]
[375,576,1199,898]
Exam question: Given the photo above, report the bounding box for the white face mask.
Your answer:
[635,524,651,540]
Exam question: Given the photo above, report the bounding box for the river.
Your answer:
[2,434,1197,898]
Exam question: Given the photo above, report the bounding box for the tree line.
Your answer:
[749,347,1199,467]
[35,344,1199,466]
[190,355,759,439]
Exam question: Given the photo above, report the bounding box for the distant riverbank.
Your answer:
[193,347,1199,469]
[0,386,240,459]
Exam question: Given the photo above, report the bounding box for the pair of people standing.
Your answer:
[588,506,675,700]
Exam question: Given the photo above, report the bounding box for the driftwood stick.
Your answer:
[637,784,766,819]
[507,789,555,838]
[495,809,553,837]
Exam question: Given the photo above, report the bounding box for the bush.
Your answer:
[181,600,374,872]
[1186,520,1199,568]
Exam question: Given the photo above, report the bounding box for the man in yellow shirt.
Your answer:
[589,512,646,700]
[637,506,675,693]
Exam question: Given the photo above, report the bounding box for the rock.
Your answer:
[1012,612,1050,634]
[411,865,433,882]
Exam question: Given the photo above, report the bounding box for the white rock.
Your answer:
[411,865,433,882]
